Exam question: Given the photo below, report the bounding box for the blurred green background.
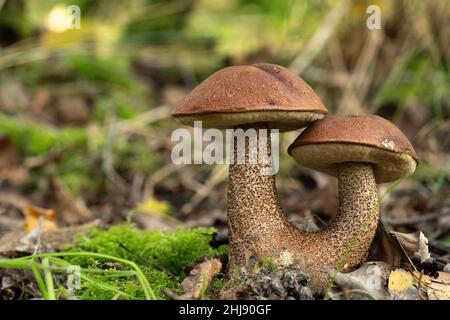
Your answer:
[0,0,448,240]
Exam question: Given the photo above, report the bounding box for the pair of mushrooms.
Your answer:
[171,63,418,293]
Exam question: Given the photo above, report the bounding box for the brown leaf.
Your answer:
[179,257,222,300]
[427,272,450,300]
[368,222,405,266]
[368,222,431,268]
[391,231,422,256]
[329,262,391,300]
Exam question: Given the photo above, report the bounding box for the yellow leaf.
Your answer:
[134,198,173,216]
[388,269,415,293]
[23,207,58,233]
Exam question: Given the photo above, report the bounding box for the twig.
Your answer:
[0,191,31,210]
[143,163,182,199]
[181,166,228,215]
[391,232,419,273]
[102,110,128,192]
[116,105,171,134]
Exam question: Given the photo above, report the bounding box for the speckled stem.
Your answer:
[227,123,294,268]
[302,162,379,292]
[331,162,379,266]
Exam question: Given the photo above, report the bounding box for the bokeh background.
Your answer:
[0,0,449,255]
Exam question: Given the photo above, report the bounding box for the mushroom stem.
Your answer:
[331,162,379,266]
[304,162,379,291]
[227,123,294,268]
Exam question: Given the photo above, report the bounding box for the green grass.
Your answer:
[0,224,228,300]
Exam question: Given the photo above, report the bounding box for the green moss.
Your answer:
[59,224,227,300]
[261,258,278,269]
[73,268,175,300]
[212,276,227,292]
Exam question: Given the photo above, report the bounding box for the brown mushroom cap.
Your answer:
[171,63,328,131]
[288,115,418,183]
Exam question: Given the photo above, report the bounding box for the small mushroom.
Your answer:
[172,63,327,268]
[287,114,418,293]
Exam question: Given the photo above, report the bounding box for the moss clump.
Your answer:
[61,224,227,300]
[262,258,278,269]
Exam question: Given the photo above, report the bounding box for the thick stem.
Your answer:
[227,123,294,268]
[333,162,379,266]
[301,162,379,292]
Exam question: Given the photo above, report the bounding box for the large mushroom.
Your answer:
[288,114,418,293]
[172,63,327,269]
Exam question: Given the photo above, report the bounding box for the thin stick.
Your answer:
[181,165,228,215]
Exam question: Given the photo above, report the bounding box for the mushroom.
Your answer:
[287,114,418,293]
[172,63,327,269]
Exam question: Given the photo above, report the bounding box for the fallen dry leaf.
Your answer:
[135,197,173,216]
[179,257,222,300]
[23,207,58,233]
[369,222,433,268]
[387,269,450,300]
[388,269,416,293]
[368,222,405,266]
[427,272,450,300]
[391,231,422,257]
[387,268,442,300]
[330,262,391,300]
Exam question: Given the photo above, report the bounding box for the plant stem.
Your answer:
[0,251,156,300]
[42,258,56,300]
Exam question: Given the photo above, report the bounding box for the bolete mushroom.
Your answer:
[171,63,327,269]
[287,114,418,293]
